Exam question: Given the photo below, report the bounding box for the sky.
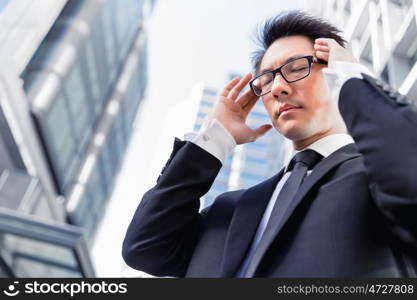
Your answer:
[91,0,324,277]
[0,0,10,13]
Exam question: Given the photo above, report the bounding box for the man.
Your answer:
[122,11,417,277]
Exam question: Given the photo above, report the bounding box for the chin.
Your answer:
[276,121,308,141]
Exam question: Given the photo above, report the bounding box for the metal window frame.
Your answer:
[0,207,95,277]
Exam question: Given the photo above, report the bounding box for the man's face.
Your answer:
[259,35,342,144]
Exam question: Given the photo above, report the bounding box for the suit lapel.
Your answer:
[245,143,360,277]
[220,169,284,277]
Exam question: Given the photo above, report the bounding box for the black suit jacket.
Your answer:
[122,74,417,277]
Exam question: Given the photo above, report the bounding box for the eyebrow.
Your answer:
[258,54,308,75]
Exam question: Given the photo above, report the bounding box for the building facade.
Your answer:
[321,0,417,98]
[0,0,152,277]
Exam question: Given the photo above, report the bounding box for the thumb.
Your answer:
[253,124,273,139]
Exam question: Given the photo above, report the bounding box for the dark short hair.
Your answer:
[251,10,346,73]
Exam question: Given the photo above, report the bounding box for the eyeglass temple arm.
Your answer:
[314,57,328,65]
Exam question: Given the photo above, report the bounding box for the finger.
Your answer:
[315,38,328,45]
[313,44,329,52]
[252,124,273,140]
[315,50,329,62]
[235,88,257,107]
[242,93,259,114]
[220,77,241,98]
[228,73,252,100]
[315,38,335,46]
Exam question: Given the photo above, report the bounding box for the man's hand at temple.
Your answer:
[212,74,273,145]
[314,38,358,67]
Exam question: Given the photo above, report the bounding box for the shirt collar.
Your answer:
[285,133,354,172]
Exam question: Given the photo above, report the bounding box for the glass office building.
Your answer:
[0,0,152,276]
[0,104,95,277]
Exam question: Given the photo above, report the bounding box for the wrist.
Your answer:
[190,118,236,164]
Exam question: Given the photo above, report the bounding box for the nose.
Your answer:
[270,73,292,99]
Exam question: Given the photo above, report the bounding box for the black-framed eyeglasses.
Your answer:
[249,55,327,97]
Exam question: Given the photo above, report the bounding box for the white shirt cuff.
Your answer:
[323,61,373,105]
[184,117,236,164]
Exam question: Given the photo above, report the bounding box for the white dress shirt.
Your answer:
[182,61,371,277]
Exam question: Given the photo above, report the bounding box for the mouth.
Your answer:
[278,104,302,117]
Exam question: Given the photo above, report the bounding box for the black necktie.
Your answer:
[243,149,323,277]
[266,149,324,229]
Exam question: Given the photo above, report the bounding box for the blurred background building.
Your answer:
[0,0,152,277]
[321,0,417,98]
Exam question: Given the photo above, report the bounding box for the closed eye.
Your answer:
[289,67,308,73]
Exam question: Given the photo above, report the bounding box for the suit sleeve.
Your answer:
[339,74,417,248]
[122,138,222,277]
